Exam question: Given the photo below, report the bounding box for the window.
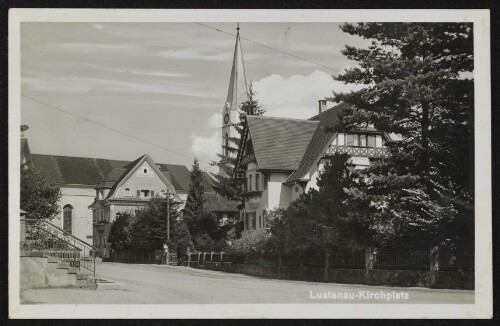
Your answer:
[255,173,260,191]
[248,174,252,191]
[124,188,131,197]
[345,133,381,148]
[367,135,376,147]
[346,133,354,146]
[63,205,73,234]
[359,134,367,147]
[337,133,345,146]
[376,134,383,148]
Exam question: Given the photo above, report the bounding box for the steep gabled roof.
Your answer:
[97,167,127,188]
[285,103,347,184]
[204,193,239,212]
[246,116,319,170]
[30,153,212,193]
[106,154,179,200]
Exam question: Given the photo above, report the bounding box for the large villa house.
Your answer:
[233,100,391,230]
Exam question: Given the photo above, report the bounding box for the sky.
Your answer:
[21,22,368,171]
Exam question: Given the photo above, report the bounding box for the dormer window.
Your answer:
[342,133,384,148]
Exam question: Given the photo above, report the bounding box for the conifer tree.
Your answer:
[211,86,265,203]
[183,158,206,218]
[331,23,474,250]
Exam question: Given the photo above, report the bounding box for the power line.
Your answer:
[21,94,213,168]
[194,22,344,73]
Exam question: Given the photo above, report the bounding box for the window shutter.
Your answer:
[137,190,141,197]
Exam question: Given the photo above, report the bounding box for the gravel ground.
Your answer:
[20,262,475,304]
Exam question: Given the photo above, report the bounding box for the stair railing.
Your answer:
[21,219,97,278]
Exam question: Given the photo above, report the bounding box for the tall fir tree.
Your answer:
[331,23,474,250]
[211,86,265,203]
[183,158,206,218]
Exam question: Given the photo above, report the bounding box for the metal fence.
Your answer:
[187,248,473,272]
[375,250,431,271]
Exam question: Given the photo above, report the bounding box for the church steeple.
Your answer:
[220,23,248,176]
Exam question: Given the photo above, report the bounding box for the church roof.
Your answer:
[30,153,214,192]
[204,193,239,212]
[246,116,319,170]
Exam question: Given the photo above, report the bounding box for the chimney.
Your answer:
[318,100,327,114]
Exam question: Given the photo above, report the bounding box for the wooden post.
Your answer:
[365,247,376,283]
[324,248,330,282]
[278,254,282,279]
[429,246,440,287]
[20,214,26,248]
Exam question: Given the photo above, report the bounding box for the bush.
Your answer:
[225,229,270,256]
[193,233,215,252]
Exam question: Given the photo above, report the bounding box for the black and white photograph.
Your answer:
[8,9,492,319]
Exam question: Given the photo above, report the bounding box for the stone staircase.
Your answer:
[20,250,98,289]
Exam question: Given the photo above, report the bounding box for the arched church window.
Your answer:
[63,204,73,234]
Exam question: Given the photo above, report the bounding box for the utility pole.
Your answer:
[166,188,170,265]
[167,188,170,242]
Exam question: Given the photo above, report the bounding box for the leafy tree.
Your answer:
[330,23,474,250]
[20,164,61,220]
[108,212,133,251]
[128,197,182,251]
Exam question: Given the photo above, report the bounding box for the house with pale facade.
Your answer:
[20,131,236,253]
[233,100,391,230]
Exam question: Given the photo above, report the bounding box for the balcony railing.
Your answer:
[325,145,390,158]
[241,153,256,165]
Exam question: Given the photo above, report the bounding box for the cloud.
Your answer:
[252,70,363,119]
[82,63,191,78]
[157,46,230,61]
[190,131,221,161]
[207,112,222,128]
